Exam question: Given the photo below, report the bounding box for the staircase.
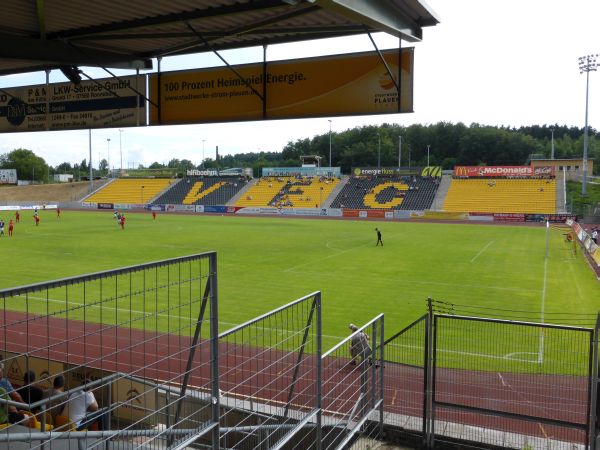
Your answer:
[227,178,258,206]
[322,176,349,208]
[430,174,452,211]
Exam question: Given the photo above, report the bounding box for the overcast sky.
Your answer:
[0,0,599,168]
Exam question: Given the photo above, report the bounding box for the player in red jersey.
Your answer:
[152,211,156,220]
[34,214,40,226]
[15,211,20,223]
[56,207,61,218]
[8,219,13,237]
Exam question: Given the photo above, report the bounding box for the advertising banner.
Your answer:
[150,48,413,125]
[353,167,410,177]
[112,377,156,423]
[454,166,555,178]
[97,203,114,210]
[262,167,341,177]
[235,207,280,215]
[165,204,195,212]
[3,353,64,390]
[202,205,227,213]
[525,213,576,223]
[493,213,526,222]
[0,169,17,184]
[411,211,469,220]
[393,210,413,219]
[592,248,600,266]
[0,76,146,132]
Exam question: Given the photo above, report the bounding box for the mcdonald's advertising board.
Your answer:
[453,166,555,178]
[150,49,413,125]
[0,76,146,132]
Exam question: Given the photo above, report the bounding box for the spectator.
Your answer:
[348,324,371,365]
[0,360,26,424]
[43,375,66,421]
[66,379,108,430]
[17,371,43,413]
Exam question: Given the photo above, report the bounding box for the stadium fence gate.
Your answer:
[383,303,598,450]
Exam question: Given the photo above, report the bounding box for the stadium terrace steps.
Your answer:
[151,176,249,206]
[555,171,566,213]
[84,178,174,205]
[442,178,556,214]
[330,176,439,210]
[430,174,452,211]
[322,176,349,208]
[227,178,257,206]
[235,176,340,208]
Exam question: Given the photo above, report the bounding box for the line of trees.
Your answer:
[0,122,597,182]
[208,122,598,176]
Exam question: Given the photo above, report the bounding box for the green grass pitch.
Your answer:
[0,209,598,372]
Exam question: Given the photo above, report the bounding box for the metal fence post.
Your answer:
[379,315,385,439]
[424,297,434,449]
[316,293,322,450]
[371,321,377,412]
[589,313,600,450]
[209,252,220,450]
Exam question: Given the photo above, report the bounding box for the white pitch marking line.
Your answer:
[470,240,494,263]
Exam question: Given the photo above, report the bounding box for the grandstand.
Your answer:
[235,176,339,208]
[151,176,248,206]
[442,178,556,214]
[330,175,439,210]
[84,178,174,205]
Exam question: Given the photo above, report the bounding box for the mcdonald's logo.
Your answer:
[454,166,468,177]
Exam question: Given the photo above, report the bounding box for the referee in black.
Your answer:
[375,228,383,246]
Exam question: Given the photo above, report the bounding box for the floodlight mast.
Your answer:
[328,119,332,167]
[578,54,599,196]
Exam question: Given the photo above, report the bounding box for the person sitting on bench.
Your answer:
[65,379,108,430]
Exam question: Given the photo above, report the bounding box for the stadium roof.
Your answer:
[0,0,440,77]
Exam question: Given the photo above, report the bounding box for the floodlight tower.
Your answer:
[328,119,332,167]
[106,138,111,177]
[119,129,124,172]
[578,54,599,196]
[377,133,381,169]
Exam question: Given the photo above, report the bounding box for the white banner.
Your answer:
[0,169,17,184]
[165,204,195,212]
[0,76,146,132]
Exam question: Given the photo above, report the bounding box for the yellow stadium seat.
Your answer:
[85,179,173,204]
[443,178,556,214]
